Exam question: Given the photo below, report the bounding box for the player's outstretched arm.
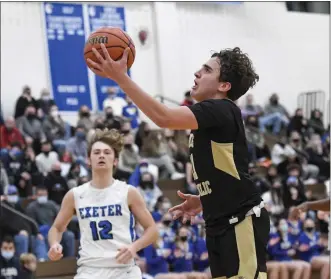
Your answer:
[48,190,75,261]
[87,44,198,130]
[290,198,330,219]
[116,187,158,264]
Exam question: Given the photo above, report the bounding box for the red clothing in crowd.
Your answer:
[0,125,25,149]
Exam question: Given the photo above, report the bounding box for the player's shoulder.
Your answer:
[71,181,91,197]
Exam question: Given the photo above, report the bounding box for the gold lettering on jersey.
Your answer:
[190,154,198,180]
[197,180,212,197]
[188,134,194,148]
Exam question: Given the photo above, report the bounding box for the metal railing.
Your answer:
[297,90,326,121]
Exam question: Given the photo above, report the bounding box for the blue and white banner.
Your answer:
[88,5,127,111]
[43,3,92,111]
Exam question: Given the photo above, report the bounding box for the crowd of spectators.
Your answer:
[0,86,329,279]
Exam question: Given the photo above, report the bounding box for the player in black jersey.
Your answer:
[88,45,270,279]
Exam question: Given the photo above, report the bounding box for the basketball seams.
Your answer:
[119,29,136,60]
[84,45,126,56]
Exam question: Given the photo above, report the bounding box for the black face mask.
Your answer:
[53,170,62,176]
[95,124,105,130]
[124,144,132,149]
[43,150,50,156]
[305,227,314,233]
[122,130,130,135]
[6,127,13,132]
[81,112,90,117]
[140,181,154,189]
[106,112,113,119]
[180,236,188,242]
[271,99,278,105]
[27,114,35,119]
[163,220,171,226]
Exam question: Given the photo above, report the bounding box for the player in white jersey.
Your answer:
[47,129,158,279]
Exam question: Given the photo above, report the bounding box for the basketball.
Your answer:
[84,27,136,77]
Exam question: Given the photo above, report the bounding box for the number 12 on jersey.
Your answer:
[90,220,113,241]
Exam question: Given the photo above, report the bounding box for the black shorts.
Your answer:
[206,208,270,279]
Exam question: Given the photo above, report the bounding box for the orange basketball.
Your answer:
[84,27,136,78]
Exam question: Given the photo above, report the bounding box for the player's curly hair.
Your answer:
[88,128,124,158]
[212,47,259,101]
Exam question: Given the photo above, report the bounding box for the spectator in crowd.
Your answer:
[0,117,25,150]
[143,235,172,277]
[297,218,329,279]
[44,162,69,205]
[135,121,151,150]
[287,108,308,138]
[248,162,270,195]
[151,196,172,222]
[262,178,286,219]
[66,162,82,189]
[35,141,59,175]
[66,125,88,168]
[117,133,140,181]
[103,106,122,130]
[268,218,311,279]
[102,87,127,117]
[141,131,184,180]
[308,109,325,136]
[25,186,75,259]
[306,134,330,179]
[14,86,38,120]
[122,96,140,130]
[76,105,93,133]
[159,213,176,243]
[0,162,9,195]
[87,117,106,142]
[120,120,133,136]
[37,89,55,118]
[259,93,290,135]
[185,161,197,194]
[282,175,307,209]
[0,236,21,279]
[17,105,46,154]
[43,105,68,155]
[181,91,194,107]
[241,93,263,120]
[193,227,209,273]
[137,172,163,212]
[19,253,37,279]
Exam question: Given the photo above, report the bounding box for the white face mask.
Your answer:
[37,196,48,204]
[7,195,18,204]
[1,250,14,260]
[50,110,59,118]
[140,167,148,173]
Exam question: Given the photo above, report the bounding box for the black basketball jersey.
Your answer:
[188,99,262,235]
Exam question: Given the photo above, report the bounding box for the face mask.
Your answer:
[53,170,62,176]
[27,113,35,119]
[95,124,105,130]
[42,150,50,156]
[5,126,13,132]
[42,95,50,101]
[180,236,188,242]
[1,250,14,260]
[106,112,113,119]
[280,224,288,232]
[140,181,154,189]
[76,131,86,140]
[271,99,278,105]
[122,130,130,135]
[124,144,132,149]
[81,112,90,117]
[37,196,48,204]
[305,227,314,233]
[7,195,18,204]
[50,110,59,118]
[140,166,148,173]
[163,220,171,226]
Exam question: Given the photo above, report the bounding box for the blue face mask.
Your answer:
[76,131,86,140]
[1,250,14,260]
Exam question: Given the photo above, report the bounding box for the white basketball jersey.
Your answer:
[72,180,136,268]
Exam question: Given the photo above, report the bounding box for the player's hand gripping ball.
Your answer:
[84,27,136,78]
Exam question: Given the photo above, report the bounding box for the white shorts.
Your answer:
[74,265,142,279]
